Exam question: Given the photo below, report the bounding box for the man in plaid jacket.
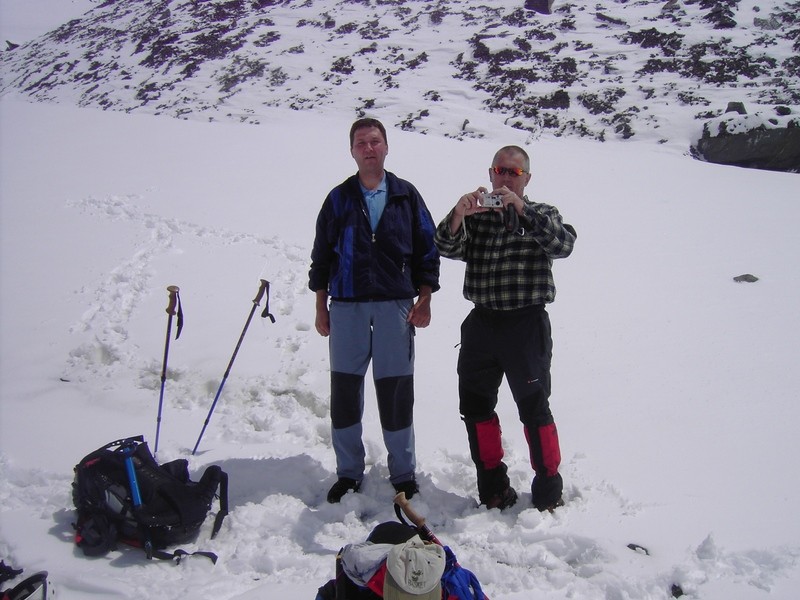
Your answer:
[434,145,576,511]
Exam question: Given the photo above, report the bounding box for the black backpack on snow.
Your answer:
[72,435,228,563]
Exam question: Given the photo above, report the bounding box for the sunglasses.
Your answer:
[491,166,527,177]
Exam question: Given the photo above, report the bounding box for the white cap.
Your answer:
[383,535,446,599]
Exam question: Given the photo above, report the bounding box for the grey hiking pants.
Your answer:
[328,299,416,484]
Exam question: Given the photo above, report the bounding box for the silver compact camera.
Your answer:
[478,193,503,208]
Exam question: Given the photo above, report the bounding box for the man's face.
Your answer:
[489,151,531,198]
[351,126,388,172]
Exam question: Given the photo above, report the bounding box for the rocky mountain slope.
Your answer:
[2,0,799,147]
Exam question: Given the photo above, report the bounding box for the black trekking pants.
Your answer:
[457,305,561,499]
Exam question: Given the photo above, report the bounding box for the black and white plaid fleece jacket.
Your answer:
[434,198,577,311]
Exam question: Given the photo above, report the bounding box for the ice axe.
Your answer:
[154,285,182,458]
[192,279,275,455]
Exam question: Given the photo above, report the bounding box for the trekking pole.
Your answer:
[154,285,182,458]
[192,279,275,455]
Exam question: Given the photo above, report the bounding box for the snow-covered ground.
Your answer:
[2,2,800,599]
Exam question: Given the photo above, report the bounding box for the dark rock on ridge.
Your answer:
[693,105,800,172]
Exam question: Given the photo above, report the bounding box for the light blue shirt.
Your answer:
[360,174,387,231]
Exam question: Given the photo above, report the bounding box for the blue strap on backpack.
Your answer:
[441,546,487,600]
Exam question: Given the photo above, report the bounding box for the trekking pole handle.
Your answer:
[394,492,443,546]
[253,279,268,305]
[166,285,180,315]
[394,492,426,529]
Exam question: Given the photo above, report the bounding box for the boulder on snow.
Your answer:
[733,274,759,283]
[692,104,800,173]
[525,0,555,15]
[725,101,746,115]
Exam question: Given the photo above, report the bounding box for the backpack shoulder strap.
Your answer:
[210,469,229,540]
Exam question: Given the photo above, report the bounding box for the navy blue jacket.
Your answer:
[309,171,440,300]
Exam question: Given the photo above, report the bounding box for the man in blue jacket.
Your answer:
[309,118,440,503]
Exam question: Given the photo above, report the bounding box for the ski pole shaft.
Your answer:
[192,280,269,455]
[155,285,180,457]
[220,279,268,381]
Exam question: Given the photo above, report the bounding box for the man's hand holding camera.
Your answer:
[449,186,524,235]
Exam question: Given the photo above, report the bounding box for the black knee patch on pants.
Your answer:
[331,371,364,429]
[376,375,414,431]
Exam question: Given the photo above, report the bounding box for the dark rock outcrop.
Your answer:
[693,105,800,172]
[525,0,555,15]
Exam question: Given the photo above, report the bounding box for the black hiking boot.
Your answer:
[485,486,518,510]
[392,478,419,500]
[327,477,360,503]
[537,497,565,513]
[532,473,563,512]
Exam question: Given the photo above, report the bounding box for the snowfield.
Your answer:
[1,1,799,599]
